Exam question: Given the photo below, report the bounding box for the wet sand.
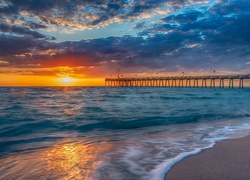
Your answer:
[165,135,250,180]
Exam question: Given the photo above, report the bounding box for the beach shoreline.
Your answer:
[165,135,250,180]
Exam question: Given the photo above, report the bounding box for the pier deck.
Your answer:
[105,74,250,88]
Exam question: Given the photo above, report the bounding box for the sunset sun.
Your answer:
[63,77,71,83]
[60,77,73,85]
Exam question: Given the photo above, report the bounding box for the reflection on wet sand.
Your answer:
[0,140,114,180]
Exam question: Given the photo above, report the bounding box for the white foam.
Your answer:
[149,120,250,180]
[95,118,250,180]
[149,143,215,180]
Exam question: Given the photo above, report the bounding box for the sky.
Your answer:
[0,0,250,86]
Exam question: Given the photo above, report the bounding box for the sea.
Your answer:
[0,87,250,180]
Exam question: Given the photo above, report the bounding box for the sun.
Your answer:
[63,77,71,83]
[59,77,73,86]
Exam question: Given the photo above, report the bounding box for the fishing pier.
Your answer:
[105,74,250,88]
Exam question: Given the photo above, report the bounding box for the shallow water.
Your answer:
[1,87,250,179]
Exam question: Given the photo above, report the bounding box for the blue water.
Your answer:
[1,87,250,180]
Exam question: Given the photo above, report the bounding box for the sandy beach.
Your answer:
[165,135,250,180]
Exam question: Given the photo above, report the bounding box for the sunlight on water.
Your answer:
[44,141,113,179]
[0,139,114,180]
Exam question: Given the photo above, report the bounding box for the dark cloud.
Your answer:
[90,15,110,26]
[134,22,146,30]
[0,34,36,56]
[1,31,249,74]
[0,23,52,39]
[209,0,250,16]
[6,0,60,14]
[0,23,11,32]
[178,14,250,45]
[0,4,18,15]
[161,11,203,23]
[107,3,121,10]
[1,0,189,28]
[0,34,56,56]
[11,26,46,38]
[124,1,157,18]
[27,22,47,29]
[0,0,250,75]
[142,1,250,46]
[210,14,250,45]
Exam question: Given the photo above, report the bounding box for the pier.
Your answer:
[105,74,250,88]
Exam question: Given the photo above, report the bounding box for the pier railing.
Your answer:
[105,74,250,88]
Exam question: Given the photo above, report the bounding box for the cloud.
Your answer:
[133,22,146,29]
[1,0,211,31]
[0,23,55,39]
[0,60,9,66]
[161,10,203,23]
[27,21,47,29]
[0,34,56,56]
[11,26,46,38]
[0,23,11,32]
[0,34,36,56]
[0,0,250,76]
[209,0,250,16]
[0,4,18,15]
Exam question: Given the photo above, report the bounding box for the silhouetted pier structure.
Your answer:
[105,74,250,88]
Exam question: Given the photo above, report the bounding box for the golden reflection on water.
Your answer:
[43,140,114,180]
[0,140,114,180]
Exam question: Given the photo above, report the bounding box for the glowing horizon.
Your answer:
[0,74,105,86]
[0,1,249,86]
